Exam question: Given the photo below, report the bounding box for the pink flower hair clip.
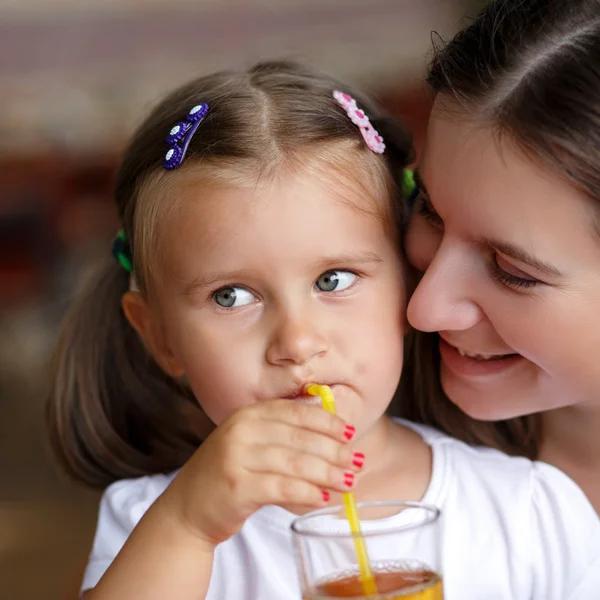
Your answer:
[333,90,386,154]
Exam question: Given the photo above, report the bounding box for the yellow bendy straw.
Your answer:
[307,384,378,596]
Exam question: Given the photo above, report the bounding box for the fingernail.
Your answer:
[352,452,365,469]
[322,490,330,502]
[344,472,355,487]
[344,425,356,440]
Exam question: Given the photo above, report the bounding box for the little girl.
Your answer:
[47,61,599,600]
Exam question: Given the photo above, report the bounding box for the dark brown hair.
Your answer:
[47,60,414,488]
[399,0,600,458]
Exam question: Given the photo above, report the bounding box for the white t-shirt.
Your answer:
[81,421,600,599]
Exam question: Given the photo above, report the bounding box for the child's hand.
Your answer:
[161,399,362,548]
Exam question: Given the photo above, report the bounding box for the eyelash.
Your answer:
[416,193,444,228]
[209,269,362,305]
[490,259,539,290]
[416,191,539,291]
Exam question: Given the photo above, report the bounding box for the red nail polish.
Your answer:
[322,490,330,502]
[344,425,356,440]
[344,472,355,487]
[352,452,365,469]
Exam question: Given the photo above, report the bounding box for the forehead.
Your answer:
[423,107,593,225]
[419,106,600,265]
[158,168,395,275]
[422,109,560,210]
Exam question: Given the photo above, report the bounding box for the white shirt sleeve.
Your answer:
[566,553,600,600]
[529,462,600,600]
[80,473,175,595]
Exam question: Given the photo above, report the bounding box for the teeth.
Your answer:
[457,348,504,361]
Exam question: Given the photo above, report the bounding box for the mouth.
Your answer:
[439,337,524,377]
[281,384,333,405]
[454,348,518,361]
[284,394,322,405]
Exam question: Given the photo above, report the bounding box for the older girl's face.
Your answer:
[406,106,600,421]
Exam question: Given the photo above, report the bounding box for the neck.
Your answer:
[540,401,600,467]
[539,402,600,512]
[285,416,432,515]
[349,416,432,503]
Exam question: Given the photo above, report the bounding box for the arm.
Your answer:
[85,492,215,600]
[82,400,359,599]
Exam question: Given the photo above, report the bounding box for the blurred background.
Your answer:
[0,1,480,597]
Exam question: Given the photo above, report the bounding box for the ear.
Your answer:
[121,291,185,378]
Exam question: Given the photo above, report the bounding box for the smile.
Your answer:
[439,338,525,377]
[455,348,517,361]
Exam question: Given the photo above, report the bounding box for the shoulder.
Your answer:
[397,419,600,597]
[81,471,178,593]
[407,418,597,515]
[97,471,178,531]
[397,417,537,487]
[528,462,600,597]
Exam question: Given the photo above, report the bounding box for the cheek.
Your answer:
[405,216,441,273]
[477,290,600,402]
[354,278,405,376]
[162,311,260,420]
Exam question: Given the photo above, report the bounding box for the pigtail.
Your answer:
[46,256,209,488]
[371,114,415,233]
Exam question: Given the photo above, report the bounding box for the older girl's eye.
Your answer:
[315,270,357,292]
[213,286,255,308]
[417,194,444,229]
[490,253,540,290]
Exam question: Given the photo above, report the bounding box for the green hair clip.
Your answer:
[402,169,417,200]
[112,229,133,273]
[112,171,417,274]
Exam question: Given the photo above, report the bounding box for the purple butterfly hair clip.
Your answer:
[163,103,209,170]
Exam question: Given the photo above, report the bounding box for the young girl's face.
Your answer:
[144,164,405,434]
[406,106,600,420]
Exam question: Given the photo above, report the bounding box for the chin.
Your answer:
[441,378,529,422]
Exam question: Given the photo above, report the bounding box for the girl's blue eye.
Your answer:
[315,270,357,292]
[213,286,255,308]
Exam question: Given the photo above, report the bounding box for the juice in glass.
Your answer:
[304,565,443,599]
[293,501,443,600]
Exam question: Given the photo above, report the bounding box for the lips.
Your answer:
[281,386,311,400]
[284,394,322,405]
[456,348,518,361]
[281,383,334,404]
[440,335,518,361]
[281,384,324,404]
[439,337,524,377]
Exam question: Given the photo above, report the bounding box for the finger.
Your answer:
[254,423,365,473]
[245,446,359,492]
[253,399,356,444]
[249,473,330,509]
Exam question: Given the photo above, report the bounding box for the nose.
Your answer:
[266,306,329,367]
[407,237,484,333]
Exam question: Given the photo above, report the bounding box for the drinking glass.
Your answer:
[292,500,443,599]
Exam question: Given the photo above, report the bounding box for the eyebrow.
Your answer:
[182,251,383,294]
[480,238,563,277]
[413,167,562,278]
